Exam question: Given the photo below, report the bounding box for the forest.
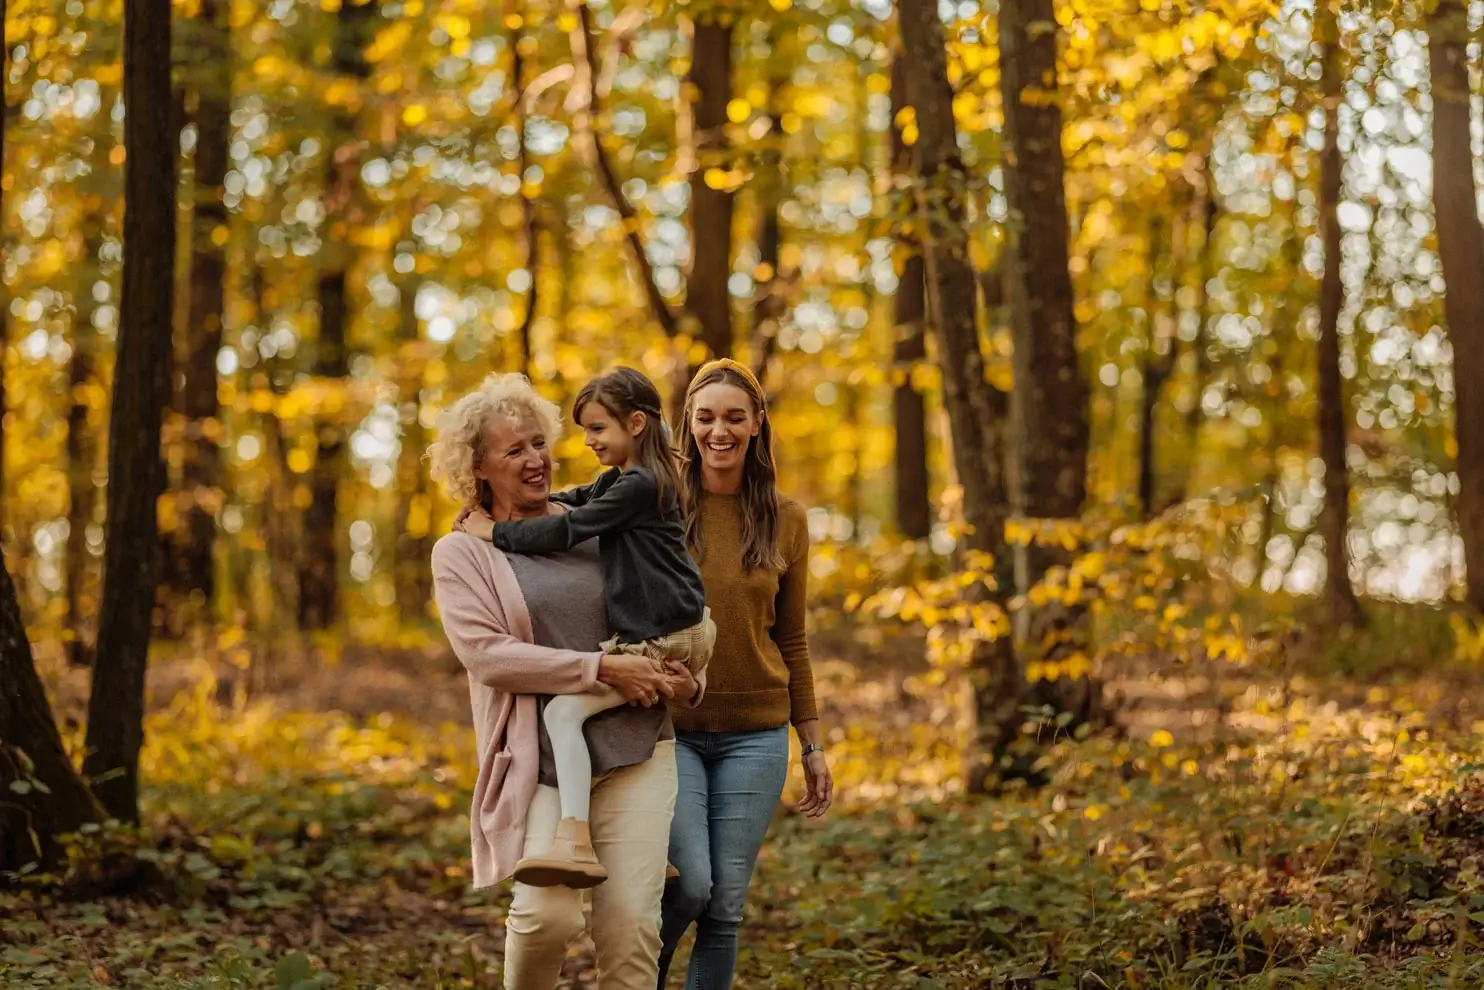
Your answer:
[5,0,1484,985]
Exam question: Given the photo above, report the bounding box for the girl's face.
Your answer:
[579,400,644,468]
[689,382,761,478]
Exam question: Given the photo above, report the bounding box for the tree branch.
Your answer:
[568,0,681,338]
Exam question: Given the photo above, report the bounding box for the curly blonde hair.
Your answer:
[426,373,562,508]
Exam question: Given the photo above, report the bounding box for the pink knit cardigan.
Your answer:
[431,532,604,888]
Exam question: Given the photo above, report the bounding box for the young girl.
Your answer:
[456,366,714,890]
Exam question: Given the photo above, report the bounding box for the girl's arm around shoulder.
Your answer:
[431,533,604,695]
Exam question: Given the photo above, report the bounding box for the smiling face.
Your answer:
[577,399,644,470]
[474,414,552,519]
[688,382,762,487]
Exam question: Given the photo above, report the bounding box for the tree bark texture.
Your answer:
[1429,0,1484,613]
[1,553,107,873]
[172,0,231,613]
[66,215,107,668]
[686,18,735,362]
[998,0,1101,742]
[299,0,375,631]
[1315,10,1363,627]
[394,278,432,625]
[889,56,932,542]
[1000,0,1087,523]
[83,0,177,824]
[897,0,1017,787]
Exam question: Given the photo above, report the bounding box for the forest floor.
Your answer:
[8,615,1484,989]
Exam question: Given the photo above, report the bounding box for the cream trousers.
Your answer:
[503,739,677,990]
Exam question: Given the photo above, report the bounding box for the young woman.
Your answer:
[456,367,715,889]
[659,358,834,989]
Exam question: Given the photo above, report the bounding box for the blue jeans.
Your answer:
[657,727,790,990]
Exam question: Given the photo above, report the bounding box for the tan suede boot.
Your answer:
[513,819,608,889]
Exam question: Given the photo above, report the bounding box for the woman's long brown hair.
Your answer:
[573,367,682,514]
[676,362,784,572]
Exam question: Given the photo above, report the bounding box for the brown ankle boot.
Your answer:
[513,819,608,889]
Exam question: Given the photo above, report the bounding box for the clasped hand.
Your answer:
[598,652,695,707]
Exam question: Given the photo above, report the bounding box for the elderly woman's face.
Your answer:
[475,414,552,514]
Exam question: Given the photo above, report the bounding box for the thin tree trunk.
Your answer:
[1183,180,1218,485]
[749,41,786,382]
[66,216,107,668]
[1139,216,1177,518]
[1315,7,1363,627]
[173,0,231,617]
[686,17,735,363]
[998,0,1099,735]
[1429,0,1484,612]
[511,4,537,378]
[896,0,1016,790]
[299,1,374,631]
[83,0,177,824]
[889,56,931,542]
[394,277,431,625]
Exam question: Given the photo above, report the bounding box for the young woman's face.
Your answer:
[578,401,644,468]
[689,383,760,476]
[475,414,552,515]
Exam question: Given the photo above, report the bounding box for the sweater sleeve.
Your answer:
[549,476,603,508]
[432,537,604,695]
[489,469,655,555]
[772,503,818,724]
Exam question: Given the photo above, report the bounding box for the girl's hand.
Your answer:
[598,652,675,707]
[798,750,833,819]
[455,508,496,542]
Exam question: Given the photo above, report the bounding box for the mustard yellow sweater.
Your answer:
[673,491,819,733]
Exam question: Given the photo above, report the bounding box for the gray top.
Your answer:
[503,535,672,787]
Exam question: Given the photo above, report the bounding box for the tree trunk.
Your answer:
[299,0,375,631]
[82,0,176,824]
[1183,183,1218,479]
[1,553,108,874]
[66,215,107,668]
[1315,8,1363,627]
[511,6,537,378]
[896,0,1016,789]
[172,0,231,617]
[889,57,932,542]
[749,45,786,382]
[394,278,432,625]
[686,18,735,363]
[1429,0,1484,613]
[998,0,1099,736]
[1139,217,1176,518]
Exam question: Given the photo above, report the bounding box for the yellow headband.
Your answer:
[692,358,766,410]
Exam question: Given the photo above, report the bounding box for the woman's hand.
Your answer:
[798,750,833,818]
[660,661,699,704]
[597,652,676,708]
[454,508,496,541]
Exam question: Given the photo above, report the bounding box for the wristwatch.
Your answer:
[800,743,824,758]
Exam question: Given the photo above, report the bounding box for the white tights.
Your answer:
[544,688,629,821]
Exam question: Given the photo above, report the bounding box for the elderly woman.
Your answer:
[428,373,696,990]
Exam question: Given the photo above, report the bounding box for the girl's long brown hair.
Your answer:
[574,367,682,514]
[676,362,784,572]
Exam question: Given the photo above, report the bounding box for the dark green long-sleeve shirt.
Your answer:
[489,466,707,644]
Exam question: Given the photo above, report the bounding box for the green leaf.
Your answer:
[274,952,311,989]
[8,779,32,795]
